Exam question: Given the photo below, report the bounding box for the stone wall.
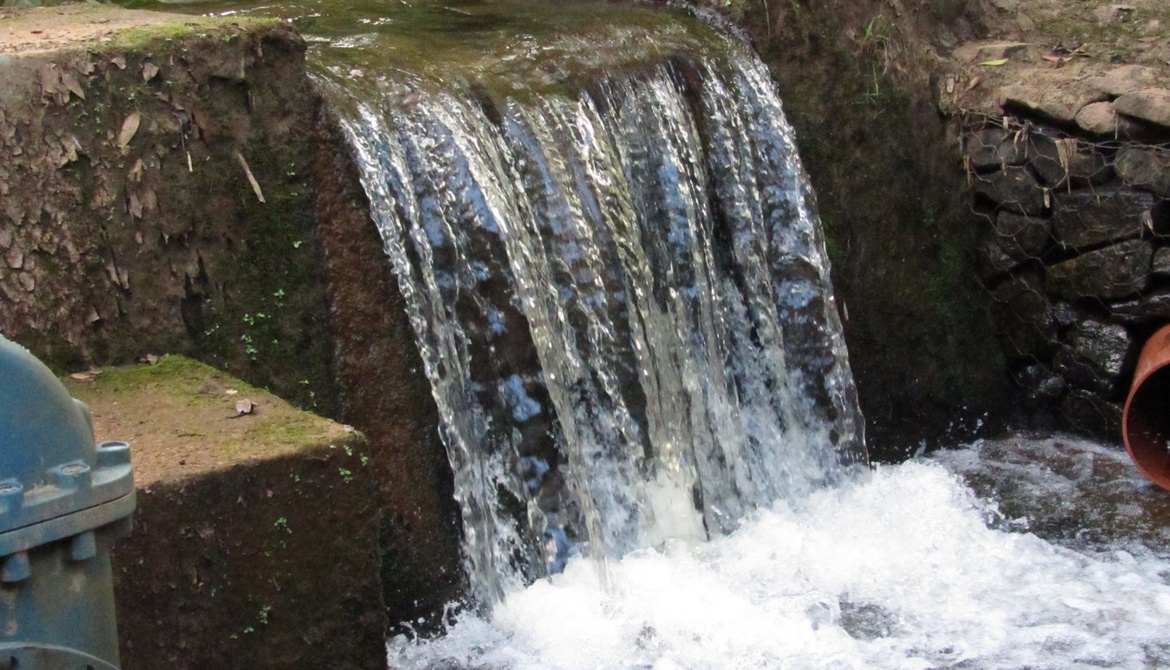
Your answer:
[963,73,1170,438]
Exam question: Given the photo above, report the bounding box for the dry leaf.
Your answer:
[39,64,61,98]
[60,72,85,100]
[225,388,239,395]
[128,192,143,219]
[980,58,1009,66]
[142,62,160,81]
[118,112,141,151]
[234,398,255,416]
[966,75,983,91]
[110,54,127,70]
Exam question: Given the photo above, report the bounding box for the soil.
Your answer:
[62,355,354,487]
[0,4,236,55]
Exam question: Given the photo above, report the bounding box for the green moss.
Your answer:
[90,353,215,396]
[67,355,352,457]
[99,16,277,51]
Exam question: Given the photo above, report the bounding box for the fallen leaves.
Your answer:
[118,112,141,152]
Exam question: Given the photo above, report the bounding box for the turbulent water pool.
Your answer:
[390,436,1170,670]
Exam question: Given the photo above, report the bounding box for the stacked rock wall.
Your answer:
[965,92,1170,438]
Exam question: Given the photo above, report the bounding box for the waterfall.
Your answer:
[331,36,865,608]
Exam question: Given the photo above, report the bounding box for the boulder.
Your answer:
[1060,389,1122,439]
[1026,134,1112,187]
[1087,65,1162,97]
[994,210,1051,257]
[1154,247,1170,276]
[1075,102,1119,136]
[1051,187,1154,250]
[1051,301,1093,329]
[973,166,1048,215]
[1047,239,1152,300]
[1113,88,1170,129]
[1115,147,1170,197]
[1000,83,1103,125]
[1052,319,1132,395]
[967,127,1025,170]
[977,239,1024,281]
[1108,288,1170,324]
[1015,363,1067,401]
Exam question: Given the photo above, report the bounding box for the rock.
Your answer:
[1000,83,1103,125]
[1087,65,1163,97]
[1075,102,1119,136]
[967,127,1025,170]
[1154,248,1170,276]
[1093,3,1136,25]
[994,210,1051,257]
[990,271,1055,359]
[1060,389,1122,439]
[1113,88,1170,129]
[973,166,1048,215]
[1026,134,1112,187]
[1053,319,1132,394]
[977,239,1023,281]
[955,41,1030,62]
[1016,363,1067,401]
[1051,187,1154,250]
[1115,147,1170,197]
[1047,239,1152,300]
[1108,288,1170,324]
[1051,301,1092,328]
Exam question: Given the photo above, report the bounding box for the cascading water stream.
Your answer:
[332,39,867,606]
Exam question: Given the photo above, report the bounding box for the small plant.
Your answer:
[259,605,271,625]
[273,517,291,534]
[338,467,354,484]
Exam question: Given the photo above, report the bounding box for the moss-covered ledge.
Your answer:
[64,355,387,670]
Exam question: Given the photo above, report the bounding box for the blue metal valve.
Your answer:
[0,335,135,669]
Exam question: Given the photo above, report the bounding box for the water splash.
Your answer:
[389,439,1170,670]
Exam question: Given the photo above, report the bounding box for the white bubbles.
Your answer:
[391,444,1170,670]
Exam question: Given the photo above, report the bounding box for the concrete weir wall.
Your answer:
[0,6,459,667]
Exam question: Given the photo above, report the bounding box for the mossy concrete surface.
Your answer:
[65,355,388,670]
[0,5,337,415]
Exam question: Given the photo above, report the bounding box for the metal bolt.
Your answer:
[0,551,30,583]
[51,461,91,489]
[68,531,97,562]
[96,441,131,468]
[0,478,22,515]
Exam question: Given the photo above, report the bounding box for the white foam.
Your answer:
[390,455,1170,670]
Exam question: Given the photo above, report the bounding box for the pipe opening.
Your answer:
[1124,364,1170,489]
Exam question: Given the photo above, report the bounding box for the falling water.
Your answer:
[329,22,865,605]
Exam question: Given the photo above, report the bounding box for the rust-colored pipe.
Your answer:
[1123,323,1170,491]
